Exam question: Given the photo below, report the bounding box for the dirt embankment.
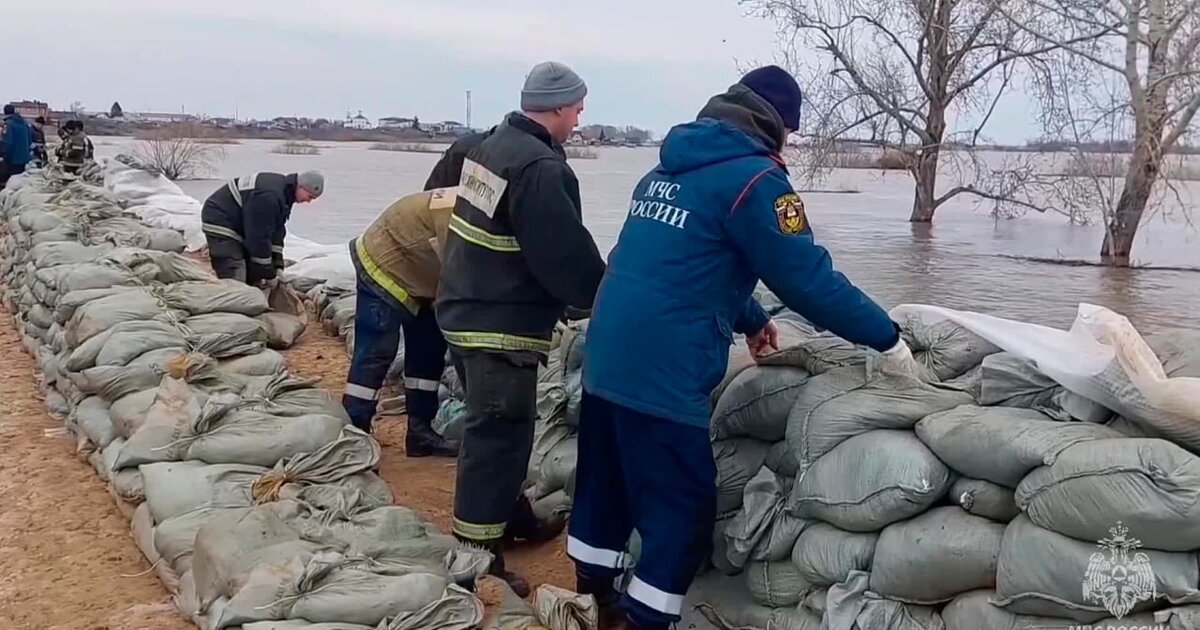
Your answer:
[0,314,573,630]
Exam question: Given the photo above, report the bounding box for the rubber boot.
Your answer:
[405,415,459,457]
[505,494,567,543]
[459,536,531,598]
[577,571,623,630]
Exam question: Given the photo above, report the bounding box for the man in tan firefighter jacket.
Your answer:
[434,61,607,596]
[343,186,465,458]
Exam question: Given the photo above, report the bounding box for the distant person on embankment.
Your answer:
[31,117,48,168]
[567,65,925,630]
[0,104,33,188]
[55,120,94,174]
[435,60,606,597]
[199,171,323,286]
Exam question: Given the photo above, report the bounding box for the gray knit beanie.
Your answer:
[297,170,324,197]
[521,61,588,111]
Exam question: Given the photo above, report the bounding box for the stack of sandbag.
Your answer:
[693,291,1200,630]
[1,163,492,630]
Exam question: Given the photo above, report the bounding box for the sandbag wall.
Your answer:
[702,294,1200,630]
[301,280,582,521]
[0,166,491,630]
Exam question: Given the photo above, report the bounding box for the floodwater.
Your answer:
[94,136,1200,333]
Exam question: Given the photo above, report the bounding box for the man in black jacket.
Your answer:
[201,171,324,285]
[435,61,607,596]
[424,129,491,191]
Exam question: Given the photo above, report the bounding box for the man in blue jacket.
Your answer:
[566,66,922,629]
[0,105,33,188]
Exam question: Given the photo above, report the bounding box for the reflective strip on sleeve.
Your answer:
[442,330,551,353]
[627,577,685,615]
[453,518,506,542]
[447,215,521,252]
[202,223,244,243]
[353,238,419,315]
[567,536,630,570]
[403,377,441,392]
[227,172,260,207]
[271,245,284,254]
[344,383,380,401]
[250,256,274,266]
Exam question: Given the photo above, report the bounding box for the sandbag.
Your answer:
[66,289,174,345]
[948,478,1020,523]
[755,321,867,375]
[785,367,973,472]
[977,352,1062,410]
[71,395,117,449]
[71,346,185,401]
[1147,329,1200,378]
[1016,438,1200,551]
[942,590,1074,630]
[914,405,1122,488]
[824,571,944,630]
[711,366,810,441]
[790,522,878,587]
[258,312,307,349]
[218,349,289,376]
[714,438,772,513]
[181,312,270,358]
[994,515,1200,622]
[66,320,184,371]
[723,467,807,569]
[530,436,577,500]
[110,388,158,438]
[898,314,1001,381]
[870,506,1005,604]
[788,430,951,532]
[763,441,799,478]
[745,559,813,608]
[160,279,270,316]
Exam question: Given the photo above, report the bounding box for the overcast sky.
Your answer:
[1,0,1042,140]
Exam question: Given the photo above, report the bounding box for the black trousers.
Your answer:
[0,161,26,189]
[452,349,540,543]
[207,234,248,283]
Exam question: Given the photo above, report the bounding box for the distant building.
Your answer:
[8,100,49,120]
[429,120,467,134]
[378,116,417,130]
[345,110,373,130]
[129,112,197,125]
[567,131,585,146]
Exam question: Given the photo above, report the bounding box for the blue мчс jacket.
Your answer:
[1,113,33,166]
[582,83,901,428]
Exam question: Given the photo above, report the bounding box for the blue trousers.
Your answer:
[343,277,447,431]
[567,389,717,628]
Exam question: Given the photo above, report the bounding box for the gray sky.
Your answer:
[2,0,1042,140]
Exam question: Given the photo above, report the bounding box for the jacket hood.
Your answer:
[658,84,787,175]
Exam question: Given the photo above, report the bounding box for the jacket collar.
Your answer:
[283,173,298,206]
[696,84,787,153]
[504,112,559,152]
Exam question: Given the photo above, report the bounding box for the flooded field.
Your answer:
[94,136,1200,332]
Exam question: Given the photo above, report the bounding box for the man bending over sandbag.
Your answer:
[341,186,463,456]
[568,66,925,630]
[201,171,324,286]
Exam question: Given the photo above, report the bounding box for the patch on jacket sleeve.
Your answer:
[773,193,807,235]
[429,186,458,210]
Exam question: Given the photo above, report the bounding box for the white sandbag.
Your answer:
[892,303,1200,456]
[978,352,1063,409]
[711,366,810,441]
[994,515,1200,622]
[714,438,771,513]
[790,522,878,587]
[745,559,814,608]
[914,405,1122,488]
[897,314,1001,381]
[161,279,269,316]
[785,367,972,472]
[870,506,1005,604]
[724,467,807,569]
[71,395,117,449]
[110,389,157,438]
[1016,438,1200,551]
[942,589,1070,630]
[788,430,950,532]
[948,478,1020,523]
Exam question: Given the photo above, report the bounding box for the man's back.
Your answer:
[2,115,32,164]
[356,187,458,302]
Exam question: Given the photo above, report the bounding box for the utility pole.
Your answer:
[465,90,472,130]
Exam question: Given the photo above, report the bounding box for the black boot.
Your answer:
[459,536,531,598]
[577,571,623,629]
[405,415,459,457]
[505,494,567,543]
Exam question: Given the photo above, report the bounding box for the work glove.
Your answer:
[260,277,280,290]
[877,339,927,380]
[563,306,591,322]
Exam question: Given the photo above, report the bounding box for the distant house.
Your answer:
[378,116,417,130]
[428,120,467,134]
[345,110,373,130]
[567,131,585,146]
[130,112,197,125]
[8,100,50,120]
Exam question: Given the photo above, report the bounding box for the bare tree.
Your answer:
[133,123,225,180]
[743,0,1062,222]
[1001,0,1200,266]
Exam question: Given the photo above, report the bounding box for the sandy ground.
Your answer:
[0,307,572,630]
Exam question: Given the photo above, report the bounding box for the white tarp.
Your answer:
[891,303,1200,450]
